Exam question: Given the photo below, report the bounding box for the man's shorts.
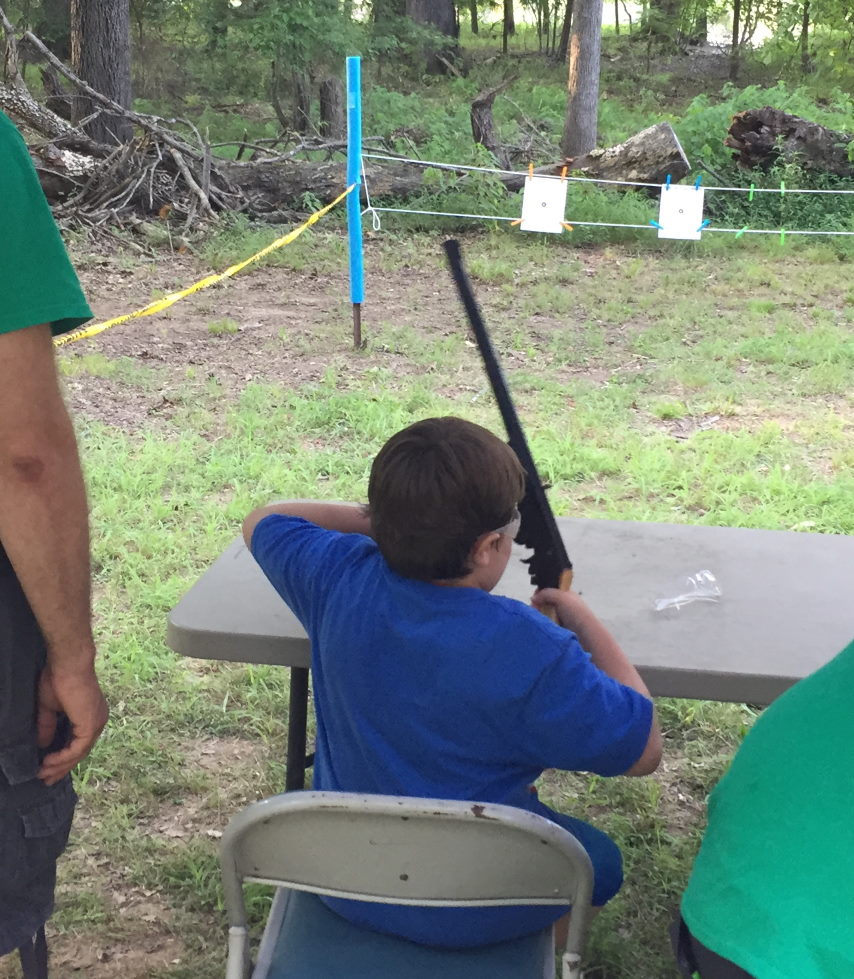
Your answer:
[0,544,78,956]
[670,916,755,979]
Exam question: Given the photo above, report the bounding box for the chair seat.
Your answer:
[260,889,554,979]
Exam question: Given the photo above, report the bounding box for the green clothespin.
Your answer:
[736,226,748,238]
[748,183,755,202]
[780,180,786,197]
[780,227,786,245]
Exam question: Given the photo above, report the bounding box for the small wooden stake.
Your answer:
[353,302,362,349]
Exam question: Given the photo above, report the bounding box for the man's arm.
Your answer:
[0,324,107,785]
[533,587,663,776]
[242,501,371,547]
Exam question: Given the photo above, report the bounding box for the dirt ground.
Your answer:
[61,238,621,435]
[63,245,465,429]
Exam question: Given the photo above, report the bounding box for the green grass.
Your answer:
[12,228,850,979]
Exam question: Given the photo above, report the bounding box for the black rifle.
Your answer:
[443,239,573,596]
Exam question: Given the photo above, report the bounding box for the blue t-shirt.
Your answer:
[251,515,652,946]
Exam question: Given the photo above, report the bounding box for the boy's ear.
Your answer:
[470,532,500,568]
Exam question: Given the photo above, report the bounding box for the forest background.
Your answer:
[0,2,853,978]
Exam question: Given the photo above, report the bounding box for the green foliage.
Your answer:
[244,0,355,71]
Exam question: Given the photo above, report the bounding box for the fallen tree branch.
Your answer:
[169,146,216,218]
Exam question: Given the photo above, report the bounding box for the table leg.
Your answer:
[285,666,309,791]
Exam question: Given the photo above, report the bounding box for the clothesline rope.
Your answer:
[361,151,854,197]
[362,205,854,237]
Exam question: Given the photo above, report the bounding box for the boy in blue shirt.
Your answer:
[244,416,662,949]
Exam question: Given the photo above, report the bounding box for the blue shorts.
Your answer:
[324,801,623,949]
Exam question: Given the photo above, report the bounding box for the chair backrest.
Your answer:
[221,790,594,966]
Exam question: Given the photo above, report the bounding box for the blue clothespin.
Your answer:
[696,219,710,233]
[694,174,703,190]
[649,219,664,231]
[665,174,671,190]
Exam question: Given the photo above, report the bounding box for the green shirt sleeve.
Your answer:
[0,111,92,338]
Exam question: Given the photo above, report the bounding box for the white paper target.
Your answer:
[520,176,569,234]
[657,184,706,240]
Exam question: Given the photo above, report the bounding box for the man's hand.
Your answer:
[37,664,108,785]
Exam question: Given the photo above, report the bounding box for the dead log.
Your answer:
[208,122,691,212]
[725,107,853,178]
[560,121,691,188]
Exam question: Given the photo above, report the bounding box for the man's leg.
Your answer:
[0,547,77,966]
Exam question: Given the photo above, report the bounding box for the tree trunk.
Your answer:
[35,0,71,59]
[406,0,458,74]
[469,0,479,34]
[470,79,514,170]
[645,0,681,38]
[292,70,312,135]
[40,64,73,120]
[725,107,852,177]
[800,1,811,74]
[372,0,406,19]
[729,0,741,80]
[319,76,345,140]
[557,0,573,61]
[503,0,515,34]
[202,0,230,51]
[70,0,132,144]
[561,0,602,158]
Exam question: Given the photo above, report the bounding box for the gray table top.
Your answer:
[167,517,854,705]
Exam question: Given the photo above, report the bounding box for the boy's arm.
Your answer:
[533,587,663,776]
[243,501,371,547]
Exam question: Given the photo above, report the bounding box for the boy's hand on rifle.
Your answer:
[532,587,595,633]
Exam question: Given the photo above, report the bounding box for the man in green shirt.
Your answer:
[0,111,108,975]
[673,638,854,979]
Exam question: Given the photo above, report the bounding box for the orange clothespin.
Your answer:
[510,218,522,226]
[561,222,573,232]
[527,162,534,180]
[560,166,568,182]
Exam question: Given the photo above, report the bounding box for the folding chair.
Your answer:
[221,791,595,979]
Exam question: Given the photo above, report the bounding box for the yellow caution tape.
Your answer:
[55,185,355,348]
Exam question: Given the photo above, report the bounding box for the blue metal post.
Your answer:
[346,55,364,347]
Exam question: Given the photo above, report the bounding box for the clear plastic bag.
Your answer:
[653,570,722,612]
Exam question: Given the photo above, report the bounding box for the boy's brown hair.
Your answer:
[368,417,525,581]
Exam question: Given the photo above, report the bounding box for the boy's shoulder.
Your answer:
[454,589,579,657]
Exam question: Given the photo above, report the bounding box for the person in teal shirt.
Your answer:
[0,110,108,976]
[673,638,854,979]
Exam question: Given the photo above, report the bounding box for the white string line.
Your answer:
[708,226,854,236]
[366,205,518,223]
[364,204,854,236]
[360,157,382,230]
[361,151,854,197]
